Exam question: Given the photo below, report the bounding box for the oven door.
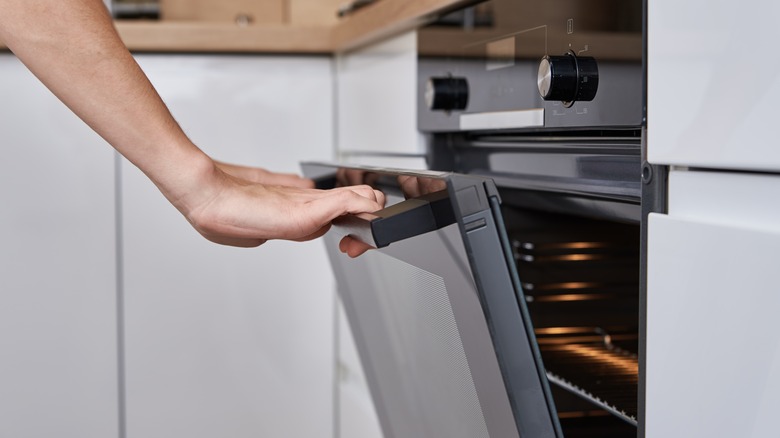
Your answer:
[302,163,562,438]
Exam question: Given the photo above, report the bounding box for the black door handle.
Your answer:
[332,189,455,248]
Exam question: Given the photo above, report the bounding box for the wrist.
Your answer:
[145,141,223,219]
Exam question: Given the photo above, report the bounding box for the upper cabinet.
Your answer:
[648,1,780,172]
[116,0,343,25]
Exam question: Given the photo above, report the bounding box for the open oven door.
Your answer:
[302,163,563,438]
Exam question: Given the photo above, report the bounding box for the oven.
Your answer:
[304,0,660,436]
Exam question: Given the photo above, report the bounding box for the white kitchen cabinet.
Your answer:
[121,55,335,438]
[336,31,426,163]
[647,0,780,172]
[646,170,780,437]
[0,54,120,438]
[647,1,780,433]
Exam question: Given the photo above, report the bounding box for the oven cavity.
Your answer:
[509,208,640,435]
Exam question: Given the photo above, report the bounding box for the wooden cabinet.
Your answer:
[159,0,344,25]
[160,0,286,23]
[290,0,344,26]
[159,0,344,26]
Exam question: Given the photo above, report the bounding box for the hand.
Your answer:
[179,160,385,248]
[337,174,448,258]
[215,160,314,189]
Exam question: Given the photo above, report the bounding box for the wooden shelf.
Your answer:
[331,0,468,53]
[0,0,466,54]
[114,21,333,53]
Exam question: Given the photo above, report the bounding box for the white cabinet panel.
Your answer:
[0,55,119,438]
[123,55,335,438]
[648,1,780,171]
[647,214,780,437]
[336,32,425,156]
[667,169,780,230]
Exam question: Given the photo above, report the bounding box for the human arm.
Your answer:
[0,0,383,247]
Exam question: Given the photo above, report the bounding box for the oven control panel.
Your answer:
[417,0,643,133]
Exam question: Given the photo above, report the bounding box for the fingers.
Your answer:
[339,236,374,258]
[336,168,368,187]
[398,175,421,198]
[397,175,447,199]
[310,188,384,220]
[328,185,386,208]
[373,188,386,208]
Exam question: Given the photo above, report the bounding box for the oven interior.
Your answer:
[507,207,638,437]
[430,131,643,437]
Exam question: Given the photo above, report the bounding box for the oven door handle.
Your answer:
[332,189,456,248]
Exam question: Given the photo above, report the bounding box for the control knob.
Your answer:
[425,77,469,111]
[537,53,599,107]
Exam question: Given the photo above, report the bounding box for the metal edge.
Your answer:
[637,126,668,437]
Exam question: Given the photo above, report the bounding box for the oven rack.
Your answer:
[542,342,638,426]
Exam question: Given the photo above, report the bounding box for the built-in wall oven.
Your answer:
[305,0,661,436]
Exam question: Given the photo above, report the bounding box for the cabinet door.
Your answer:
[122,55,335,438]
[0,54,119,438]
[647,170,780,436]
[648,0,780,171]
[336,31,425,160]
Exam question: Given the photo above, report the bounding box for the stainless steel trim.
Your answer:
[460,109,544,131]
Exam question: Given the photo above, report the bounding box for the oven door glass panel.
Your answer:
[303,163,562,438]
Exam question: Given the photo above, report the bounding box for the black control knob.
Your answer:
[425,77,469,111]
[537,53,599,106]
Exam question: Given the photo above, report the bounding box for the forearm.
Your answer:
[0,0,213,211]
[0,0,386,249]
